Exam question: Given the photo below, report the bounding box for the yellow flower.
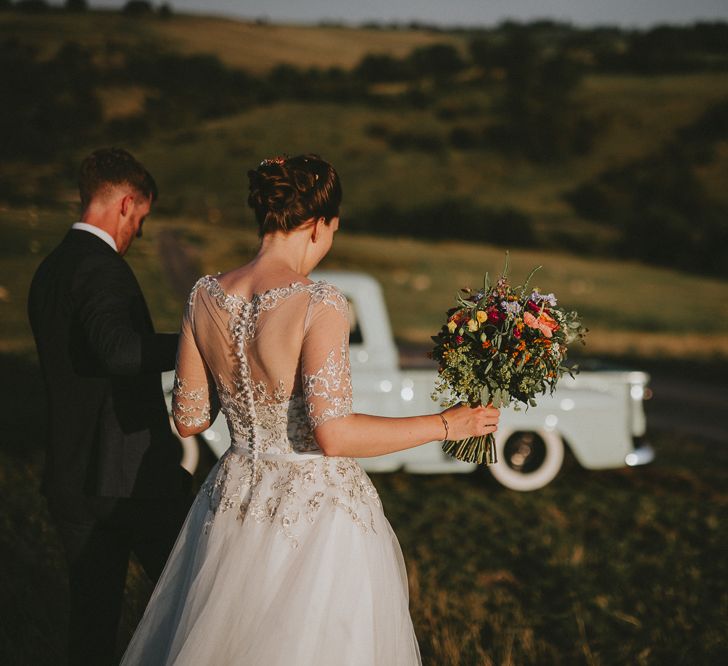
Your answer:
[467,319,479,332]
[476,310,487,324]
[447,320,457,333]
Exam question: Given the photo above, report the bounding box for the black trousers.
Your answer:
[48,493,192,666]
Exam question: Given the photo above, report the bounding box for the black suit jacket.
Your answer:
[28,229,188,499]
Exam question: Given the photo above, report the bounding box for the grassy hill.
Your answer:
[1,10,727,358]
[126,73,728,227]
[0,10,462,73]
[2,12,727,254]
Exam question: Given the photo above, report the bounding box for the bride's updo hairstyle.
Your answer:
[247,154,342,237]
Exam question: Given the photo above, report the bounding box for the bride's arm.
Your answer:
[173,288,219,437]
[313,405,498,459]
[301,285,499,458]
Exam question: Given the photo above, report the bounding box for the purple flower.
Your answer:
[530,290,557,307]
[502,300,521,315]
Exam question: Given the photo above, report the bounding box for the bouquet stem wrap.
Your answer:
[442,432,497,465]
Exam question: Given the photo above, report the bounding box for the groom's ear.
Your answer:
[120,194,134,218]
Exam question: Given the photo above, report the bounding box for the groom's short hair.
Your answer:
[79,148,158,210]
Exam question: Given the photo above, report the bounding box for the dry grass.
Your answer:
[0,11,461,73]
[371,428,728,665]
[152,15,462,73]
[3,381,726,664]
[96,86,151,121]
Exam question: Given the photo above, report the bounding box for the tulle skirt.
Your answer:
[121,454,421,665]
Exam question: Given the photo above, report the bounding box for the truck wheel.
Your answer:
[489,430,564,491]
[170,417,200,474]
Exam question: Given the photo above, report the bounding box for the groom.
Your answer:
[28,148,191,665]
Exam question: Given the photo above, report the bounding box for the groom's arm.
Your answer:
[75,256,179,376]
[142,331,178,373]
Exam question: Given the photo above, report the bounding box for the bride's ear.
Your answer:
[310,217,326,243]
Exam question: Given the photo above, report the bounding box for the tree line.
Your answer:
[1,1,172,15]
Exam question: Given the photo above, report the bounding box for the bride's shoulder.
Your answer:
[308,281,348,315]
[186,273,223,308]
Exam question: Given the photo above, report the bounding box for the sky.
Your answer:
[86,1,728,28]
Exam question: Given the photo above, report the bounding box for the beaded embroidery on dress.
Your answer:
[121,276,421,666]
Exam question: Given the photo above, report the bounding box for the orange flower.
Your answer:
[523,311,559,338]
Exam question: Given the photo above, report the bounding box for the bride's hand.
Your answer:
[441,404,500,441]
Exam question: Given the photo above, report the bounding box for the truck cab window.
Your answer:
[346,296,363,345]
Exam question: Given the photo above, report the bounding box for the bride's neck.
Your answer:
[254,232,311,275]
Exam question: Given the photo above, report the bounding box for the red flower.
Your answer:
[487,306,504,323]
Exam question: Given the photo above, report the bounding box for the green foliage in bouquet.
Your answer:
[430,253,587,465]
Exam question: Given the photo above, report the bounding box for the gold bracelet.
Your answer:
[438,413,449,441]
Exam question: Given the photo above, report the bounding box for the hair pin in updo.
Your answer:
[260,155,287,167]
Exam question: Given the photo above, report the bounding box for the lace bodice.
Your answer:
[173,275,352,454]
[172,275,379,545]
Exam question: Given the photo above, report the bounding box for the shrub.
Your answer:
[386,130,445,153]
[0,40,102,160]
[15,0,51,12]
[449,126,484,150]
[355,53,410,83]
[565,102,728,277]
[347,200,535,247]
[409,43,464,81]
[122,1,154,16]
[65,0,88,11]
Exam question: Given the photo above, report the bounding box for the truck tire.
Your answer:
[169,417,200,474]
[489,430,564,491]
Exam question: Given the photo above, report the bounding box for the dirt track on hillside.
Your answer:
[157,228,200,300]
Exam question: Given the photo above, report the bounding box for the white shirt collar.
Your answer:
[71,222,118,253]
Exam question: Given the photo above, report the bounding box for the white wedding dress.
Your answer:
[121,276,421,665]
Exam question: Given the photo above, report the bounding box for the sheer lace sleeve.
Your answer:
[173,281,217,431]
[301,285,353,430]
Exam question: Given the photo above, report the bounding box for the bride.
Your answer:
[121,154,499,665]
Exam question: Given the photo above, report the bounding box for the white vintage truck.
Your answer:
[164,271,654,491]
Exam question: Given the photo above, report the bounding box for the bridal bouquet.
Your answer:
[430,254,587,465]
